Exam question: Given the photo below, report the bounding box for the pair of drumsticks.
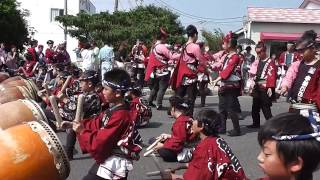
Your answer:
[42,75,84,128]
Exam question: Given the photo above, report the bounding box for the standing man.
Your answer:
[145,28,180,110]
[278,42,301,69]
[247,41,277,128]
[211,32,242,136]
[280,30,320,113]
[170,25,207,115]
[91,41,100,71]
[131,40,147,88]
[98,41,114,80]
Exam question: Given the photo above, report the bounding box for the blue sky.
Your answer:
[90,0,302,32]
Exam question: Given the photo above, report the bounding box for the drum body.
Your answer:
[0,79,38,99]
[0,86,33,104]
[0,121,70,180]
[0,99,47,129]
[0,72,9,83]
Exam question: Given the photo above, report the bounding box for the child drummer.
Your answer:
[62,70,101,160]
[151,96,195,162]
[63,69,142,179]
[167,109,246,179]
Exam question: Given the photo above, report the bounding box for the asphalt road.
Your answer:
[58,95,320,180]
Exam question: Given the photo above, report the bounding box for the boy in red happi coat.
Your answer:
[151,96,195,162]
[63,69,141,180]
[166,109,247,180]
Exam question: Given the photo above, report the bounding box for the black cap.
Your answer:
[47,40,54,45]
[79,70,98,82]
[58,71,71,79]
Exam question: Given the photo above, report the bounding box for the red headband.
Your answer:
[160,27,169,37]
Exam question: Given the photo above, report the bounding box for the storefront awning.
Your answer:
[260,32,302,41]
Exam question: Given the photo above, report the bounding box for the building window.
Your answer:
[50,8,64,22]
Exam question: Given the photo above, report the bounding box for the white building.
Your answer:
[241,0,320,57]
[17,0,96,61]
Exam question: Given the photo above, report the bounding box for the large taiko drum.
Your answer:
[0,86,34,104]
[0,99,47,129]
[0,79,39,99]
[0,120,70,180]
[1,76,23,83]
[0,72,9,83]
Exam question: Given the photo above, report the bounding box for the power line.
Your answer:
[155,0,244,21]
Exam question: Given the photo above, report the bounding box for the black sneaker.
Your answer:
[246,124,260,128]
[156,105,163,110]
[148,102,156,107]
[227,130,241,137]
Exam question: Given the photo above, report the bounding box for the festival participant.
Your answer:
[131,40,148,88]
[127,86,152,127]
[151,96,194,162]
[17,52,37,78]
[62,70,101,160]
[28,39,38,62]
[170,25,207,115]
[54,42,71,64]
[197,42,211,107]
[63,69,141,180]
[37,44,45,65]
[257,112,320,180]
[247,41,277,128]
[278,42,301,69]
[279,30,320,112]
[145,28,180,110]
[167,109,246,180]
[45,40,55,64]
[211,32,242,136]
[99,41,114,81]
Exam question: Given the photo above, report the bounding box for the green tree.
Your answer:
[56,5,185,48]
[201,29,224,53]
[0,0,28,49]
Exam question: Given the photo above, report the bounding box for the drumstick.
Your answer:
[74,94,85,123]
[31,62,39,74]
[42,72,49,87]
[146,136,163,151]
[146,169,172,177]
[58,75,72,98]
[49,95,63,128]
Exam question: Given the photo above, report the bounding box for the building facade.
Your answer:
[17,0,96,61]
[242,0,320,57]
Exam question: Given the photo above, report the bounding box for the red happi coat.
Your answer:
[144,45,169,81]
[183,137,247,180]
[293,61,320,110]
[78,105,141,163]
[22,60,37,77]
[129,97,152,126]
[249,59,277,88]
[170,43,206,89]
[45,48,55,64]
[219,53,240,80]
[163,115,194,154]
[278,51,301,66]
[27,47,38,62]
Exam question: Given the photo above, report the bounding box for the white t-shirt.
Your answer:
[81,49,95,71]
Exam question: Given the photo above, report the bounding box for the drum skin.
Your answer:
[0,121,70,180]
[0,73,9,83]
[1,76,23,83]
[0,86,28,104]
[0,99,47,129]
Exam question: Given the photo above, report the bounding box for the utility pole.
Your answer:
[114,0,119,12]
[64,0,68,42]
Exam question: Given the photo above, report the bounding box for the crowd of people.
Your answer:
[0,25,320,180]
